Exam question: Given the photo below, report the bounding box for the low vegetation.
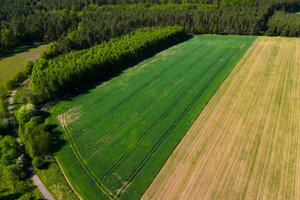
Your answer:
[0,44,48,85]
[36,161,80,200]
[48,35,256,199]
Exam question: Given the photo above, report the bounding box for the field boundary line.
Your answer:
[102,49,231,180]
[142,37,258,199]
[114,51,236,196]
[60,114,118,200]
[54,157,83,200]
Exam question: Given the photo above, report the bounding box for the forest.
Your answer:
[0,0,299,52]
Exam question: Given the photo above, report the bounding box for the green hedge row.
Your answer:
[30,26,186,101]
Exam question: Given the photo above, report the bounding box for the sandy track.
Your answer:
[142,37,300,200]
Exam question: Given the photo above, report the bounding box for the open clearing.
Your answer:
[48,35,256,200]
[142,37,300,200]
[0,44,48,84]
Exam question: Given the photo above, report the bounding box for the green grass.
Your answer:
[36,161,80,200]
[0,44,48,84]
[47,35,257,200]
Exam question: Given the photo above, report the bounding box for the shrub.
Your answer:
[32,156,45,170]
[0,93,9,118]
[0,136,19,165]
[5,79,16,90]
[24,60,34,76]
[16,104,38,123]
[3,164,27,189]
[0,117,9,134]
[19,117,51,158]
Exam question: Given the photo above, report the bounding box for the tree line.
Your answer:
[266,11,300,37]
[30,26,186,101]
[1,0,299,53]
[46,0,300,56]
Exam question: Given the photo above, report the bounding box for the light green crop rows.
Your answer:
[48,35,256,200]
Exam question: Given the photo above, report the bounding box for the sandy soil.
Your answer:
[142,37,300,200]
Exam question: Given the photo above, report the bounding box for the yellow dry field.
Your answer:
[142,37,300,200]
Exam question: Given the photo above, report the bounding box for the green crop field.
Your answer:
[0,44,48,84]
[47,35,256,200]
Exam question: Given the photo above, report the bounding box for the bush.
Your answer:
[18,193,31,200]
[5,79,17,90]
[0,136,19,165]
[14,85,39,106]
[19,116,51,158]
[32,157,45,170]
[3,70,28,91]
[24,61,34,76]
[16,104,38,123]
[15,71,26,84]
[0,117,9,134]
[0,93,8,118]
[3,164,27,189]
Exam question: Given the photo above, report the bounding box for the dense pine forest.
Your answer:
[0,0,299,53]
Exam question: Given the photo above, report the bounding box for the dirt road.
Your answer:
[8,84,55,200]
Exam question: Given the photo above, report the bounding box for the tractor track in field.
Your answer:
[60,114,118,200]
[147,39,262,200]
[59,44,230,198]
[70,42,205,140]
[85,44,218,157]
[103,49,237,195]
[53,36,258,200]
[60,40,236,198]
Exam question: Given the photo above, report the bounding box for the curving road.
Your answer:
[8,84,55,200]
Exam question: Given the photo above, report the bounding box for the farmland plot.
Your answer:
[0,44,48,84]
[143,37,300,200]
[48,35,256,200]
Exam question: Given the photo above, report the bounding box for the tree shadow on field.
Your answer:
[63,34,194,101]
[48,124,67,154]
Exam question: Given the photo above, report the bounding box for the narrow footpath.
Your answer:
[8,84,55,200]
